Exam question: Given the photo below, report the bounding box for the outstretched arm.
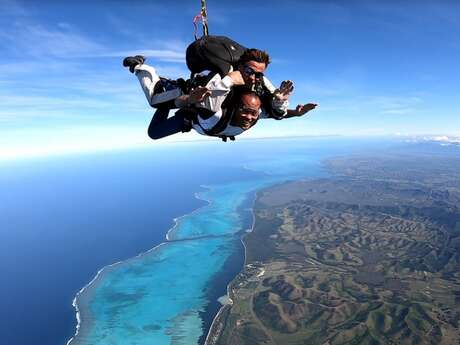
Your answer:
[264,79,318,119]
[284,103,318,118]
[273,81,318,118]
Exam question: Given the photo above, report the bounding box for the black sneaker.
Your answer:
[123,55,145,73]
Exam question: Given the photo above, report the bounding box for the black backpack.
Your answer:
[186,35,247,77]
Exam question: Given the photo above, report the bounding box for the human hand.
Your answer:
[274,80,294,101]
[228,71,245,85]
[189,86,211,104]
[290,103,318,116]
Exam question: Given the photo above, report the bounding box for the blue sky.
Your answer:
[1,0,459,159]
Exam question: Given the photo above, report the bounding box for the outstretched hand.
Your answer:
[189,86,211,104]
[289,103,318,116]
[274,80,294,101]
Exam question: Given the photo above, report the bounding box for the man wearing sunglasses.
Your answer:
[232,49,318,119]
[227,48,314,120]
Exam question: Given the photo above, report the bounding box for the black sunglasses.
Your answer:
[242,66,264,78]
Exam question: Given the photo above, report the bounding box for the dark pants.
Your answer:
[147,108,188,140]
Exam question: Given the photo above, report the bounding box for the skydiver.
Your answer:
[123,49,317,141]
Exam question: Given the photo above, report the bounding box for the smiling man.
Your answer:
[231,92,261,130]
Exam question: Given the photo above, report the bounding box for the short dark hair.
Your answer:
[239,48,271,66]
[239,90,261,106]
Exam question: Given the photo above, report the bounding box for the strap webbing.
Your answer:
[193,0,209,40]
[201,0,209,36]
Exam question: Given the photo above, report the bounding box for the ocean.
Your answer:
[0,137,396,345]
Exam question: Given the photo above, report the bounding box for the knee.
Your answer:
[147,127,163,140]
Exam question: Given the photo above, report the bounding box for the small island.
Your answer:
[206,154,460,345]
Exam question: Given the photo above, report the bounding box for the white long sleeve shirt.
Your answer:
[192,74,289,136]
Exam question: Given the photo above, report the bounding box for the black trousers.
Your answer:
[147,108,189,140]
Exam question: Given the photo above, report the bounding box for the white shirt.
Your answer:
[192,74,288,136]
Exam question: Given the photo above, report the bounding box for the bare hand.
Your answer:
[228,71,245,86]
[274,80,294,101]
[189,86,211,104]
[290,103,318,116]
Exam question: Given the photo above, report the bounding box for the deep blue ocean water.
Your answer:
[0,137,407,345]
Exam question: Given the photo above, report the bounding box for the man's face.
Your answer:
[231,94,261,130]
[238,60,266,88]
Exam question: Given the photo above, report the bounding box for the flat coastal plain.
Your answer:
[206,154,460,345]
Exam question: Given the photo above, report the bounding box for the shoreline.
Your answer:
[66,179,262,345]
[202,173,328,345]
[66,184,213,345]
[166,184,214,240]
[67,156,328,345]
[197,188,257,345]
[203,186,261,345]
[66,240,170,344]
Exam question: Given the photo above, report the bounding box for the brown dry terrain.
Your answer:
[207,155,460,345]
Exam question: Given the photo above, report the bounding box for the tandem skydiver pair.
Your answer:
[123,35,318,142]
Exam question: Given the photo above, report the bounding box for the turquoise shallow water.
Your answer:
[69,138,373,345]
[168,181,265,240]
[79,237,234,345]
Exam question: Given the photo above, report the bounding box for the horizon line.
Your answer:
[0,133,458,164]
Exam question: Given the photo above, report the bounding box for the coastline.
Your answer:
[67,151,330,345]
[67,181,261,345]
[203,186,261,345]
[166,185,213,241]
[197,189,256,345]
[67,240,171,344]
[202,174,329,345]
[203,149,460,345]
[66,184,212,345]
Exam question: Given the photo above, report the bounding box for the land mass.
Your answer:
[206,154,460,345]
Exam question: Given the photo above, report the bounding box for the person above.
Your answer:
[124,48,288,114]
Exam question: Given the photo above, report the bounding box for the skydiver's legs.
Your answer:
[123,59,189,140]
[134,64,183,108]
[147,108,190,140]
[134,64,160,107]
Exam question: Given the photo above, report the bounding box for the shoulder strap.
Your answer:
[200,108,234,136]
[198,87,237,136]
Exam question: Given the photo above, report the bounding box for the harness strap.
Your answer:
[178,107,236,142]
[193,14,202,41]
[201,109,234,137]
[193,0,209,40]
[174,107,230,134]
[201,0,209,36]
[188,108,239,142]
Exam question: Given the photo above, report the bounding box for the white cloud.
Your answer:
[0,94,111,109]
[0,23,104,58]
[0,19,185,62]
[0,124,210,162]
[423,135,460,145]
[98,49,184,63]
[0,126,150,161]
